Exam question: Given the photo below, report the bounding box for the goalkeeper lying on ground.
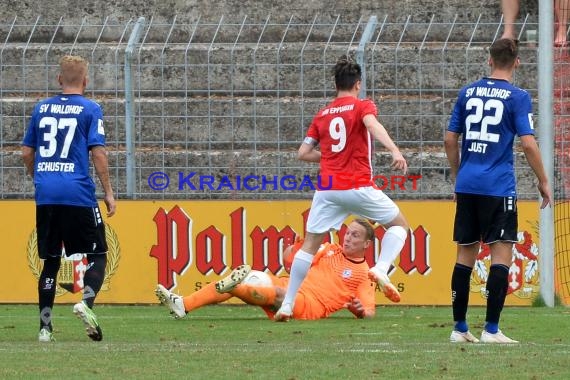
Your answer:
[156,219,382,320]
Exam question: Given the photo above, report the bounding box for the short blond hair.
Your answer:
[352,218,375,241]
[58,55,88,86]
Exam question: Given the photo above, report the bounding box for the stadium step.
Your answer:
[0,1,537,33]
[2,92,547,149]
[0,146,537,199]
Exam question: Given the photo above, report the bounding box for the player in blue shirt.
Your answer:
[445,38,551,343]
[22,55,116,342]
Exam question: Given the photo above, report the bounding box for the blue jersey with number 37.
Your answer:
[22,94,105,206]
[448,77,534,197]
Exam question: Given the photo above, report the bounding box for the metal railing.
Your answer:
[0,14,555,201]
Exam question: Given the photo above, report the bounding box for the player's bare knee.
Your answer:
[385,212,408,230]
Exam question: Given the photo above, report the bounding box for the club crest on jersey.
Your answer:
[342,269,352,278]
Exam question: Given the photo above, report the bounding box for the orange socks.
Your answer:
[180,281,278,313]
[182,282,232,312]
[230,284,276,307]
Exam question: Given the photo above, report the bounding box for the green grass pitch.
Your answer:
[1,304,569,379]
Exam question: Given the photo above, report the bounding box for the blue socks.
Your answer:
[454,320,469,333]
[456,320,500,333]
[485,322,499,334]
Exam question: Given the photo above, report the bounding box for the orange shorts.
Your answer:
[262,276,327,320]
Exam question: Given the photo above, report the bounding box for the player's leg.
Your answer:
[177,266,250,313]
[73,253,106,341]
[215,264,252,293]
[38,256,61,342]
[260,278,288,319]
[480,242,517,343]
[63,205,107,341]
[155,281,232,319]
[353,187,407,302]
[480,195,519,343]
[275,191,344,321]
[450,244,479,343]
[230,284,278,307]
[376,211,408,274]
[185,283,233,311]
[83,254,106,309]
[156,266,253,318]
[501,0,519,39]
[215,268,282,316]
[554,0,570,46]
[36,205,62,342]
[449,193,480,343]
[371,211,408,302]
[275,231,324,321]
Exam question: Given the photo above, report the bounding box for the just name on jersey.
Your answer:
[467,141,487,153]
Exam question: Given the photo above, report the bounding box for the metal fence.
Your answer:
[1,14,553,200]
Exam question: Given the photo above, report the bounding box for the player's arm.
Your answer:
[21,112,38,178]
[346,296,375,319]
[363,114,407,174]
[520,134,552,209]
[298,137,320,163]
[22,146,35,177]
[91,145,116,217]
[347,279,377,319]
[444,131,461,180]
[283,239,328,273]
[282,237,303,273]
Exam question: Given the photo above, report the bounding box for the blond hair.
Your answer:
[58,55,88,86]
[352,218,375,241]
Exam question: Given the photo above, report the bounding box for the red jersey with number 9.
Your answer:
[306,95,377,190]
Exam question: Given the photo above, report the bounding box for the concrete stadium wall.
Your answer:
[0,1,538,24]
[0,1,542,199]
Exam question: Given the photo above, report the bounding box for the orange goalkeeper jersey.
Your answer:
[292,242,375,319]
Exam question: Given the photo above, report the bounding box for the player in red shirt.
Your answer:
[155,219,377,320]
[274,55,409,321]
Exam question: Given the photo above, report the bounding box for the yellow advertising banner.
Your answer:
[0,200,541,306]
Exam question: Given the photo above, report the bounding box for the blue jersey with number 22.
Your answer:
[22,94,105,206]
[448,77,534,197]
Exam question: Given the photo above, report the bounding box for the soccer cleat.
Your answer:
[274,303,293,322]
[73,302,103,341]
[215,264,252,293]
[450,330,480,343]
[155,284,187,319]
[38,328,55,342]
[480,330,519,343]
[368,267,401,303]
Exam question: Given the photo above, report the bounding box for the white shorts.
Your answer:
[306,186,400,234]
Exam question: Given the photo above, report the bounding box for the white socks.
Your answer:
[373,226,407,274]
[281,249,314,306]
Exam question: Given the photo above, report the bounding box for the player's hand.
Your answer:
[537,181,552,209]
[345,296,365,318]
[104,193,116,217]
[390,150,408,174]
